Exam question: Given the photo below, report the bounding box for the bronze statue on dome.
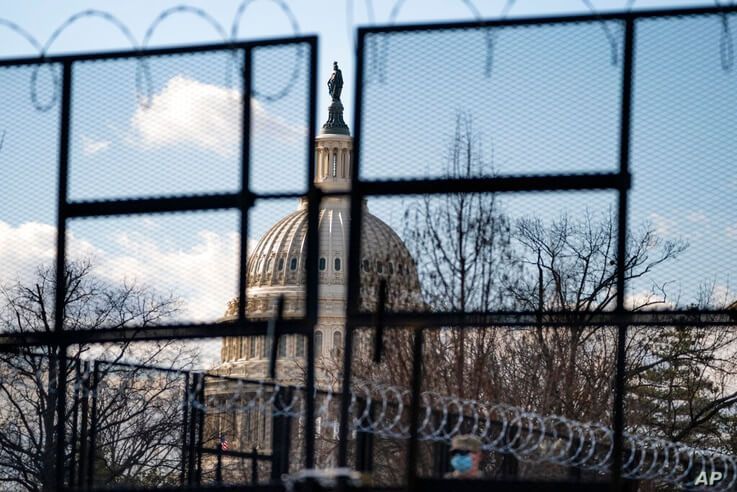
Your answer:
[327,61,343,102]
[321,62,349,135]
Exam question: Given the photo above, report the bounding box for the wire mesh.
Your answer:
[3,349,731,489]
[1,5,737,492]
[358,21,623,181]
[630,12,737,311]
[64,211,240,327]
[69,50,243,201]
[357,191,619,315]
[0,64,60,309]
[249,42,311,194]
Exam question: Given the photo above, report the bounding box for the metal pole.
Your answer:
[216,440,223,484]
[78,361,90,488]
[355,398,375,473]
[339,27,367,469]
[187,374,198,485]
[53,59,73,491]
[406,329,424,488]
[303,36,320,472]
[612,14,635,492]
[195,374,205,485]
[251,446,259,483]
[69,358,81,487]
[281,387,293,476]
[271,386,283,480]
[237,45,252,323]
[431,411,450,477]
[180,371,190,485]
[86,361,100,489]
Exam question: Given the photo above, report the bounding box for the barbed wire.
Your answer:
[349,0,737,89]
[0,0,303,112]
[717,0,736,71]
[176,374,737,490]
[13,352,735,489]
[1,0,734,112]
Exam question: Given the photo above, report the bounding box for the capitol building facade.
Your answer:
[205,66,423,463]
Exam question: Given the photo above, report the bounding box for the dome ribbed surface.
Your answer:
[246,198,420,298]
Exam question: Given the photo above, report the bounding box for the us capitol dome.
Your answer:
[214,63,423,385]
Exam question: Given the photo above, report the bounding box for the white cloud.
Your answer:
[0,220,258,323]
[96,229,241,321]
[0,221,100,286]
[0,221,57,284]
[625,290,675,311]
[648,212,675,237]
[686,211,710,225]
[130,75,304,157]
[81,135,111,156]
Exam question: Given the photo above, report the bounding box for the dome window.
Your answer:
[277,258,284,271]
[319,257,327,271]
[377,261,384,274]
[278,337,287,358]
[332,153,338,177]
[334,258,341,271]
[362,258,371,272]
[388,262,394,274]
[296,336,305,357]
[333,331,343,355]
[290,257,298,271]
[315,331,323,356]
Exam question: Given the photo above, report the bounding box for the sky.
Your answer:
[0,0,735,341]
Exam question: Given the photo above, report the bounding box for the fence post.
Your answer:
[271,386,293,480]
[432,411,452,477]
[76,361,90,488]
[180,371,190,485]
[355,398,375,473]
[500,424,519,479]
[186,373,198,485]
[215,440,223,484]
[568,433,582,480]
[251,446,259,483]
[68,359,81,487]
[195,373,205,485]
[86,361,100,489]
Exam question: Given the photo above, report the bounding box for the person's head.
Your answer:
[333,61,339,70]
[449,434,482,475]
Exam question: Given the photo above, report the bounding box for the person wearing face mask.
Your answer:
[445,434,484,479]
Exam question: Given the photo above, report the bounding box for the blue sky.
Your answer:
[0,0,735,325]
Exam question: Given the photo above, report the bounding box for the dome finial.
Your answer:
[321,61,350,135]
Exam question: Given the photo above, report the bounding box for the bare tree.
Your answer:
[400,112,515,399]
[0,260,198,490]
[501,212,688,420]
[377,112,737,480]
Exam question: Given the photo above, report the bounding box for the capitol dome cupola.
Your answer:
[314,62,352,192]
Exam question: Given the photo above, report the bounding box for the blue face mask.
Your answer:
[450,453,473,473]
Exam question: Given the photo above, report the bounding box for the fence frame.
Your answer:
[337,4,737,491]
[0,4,736,491]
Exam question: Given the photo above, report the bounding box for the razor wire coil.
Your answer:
[106,371,737,491]
[0,0,303,113]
